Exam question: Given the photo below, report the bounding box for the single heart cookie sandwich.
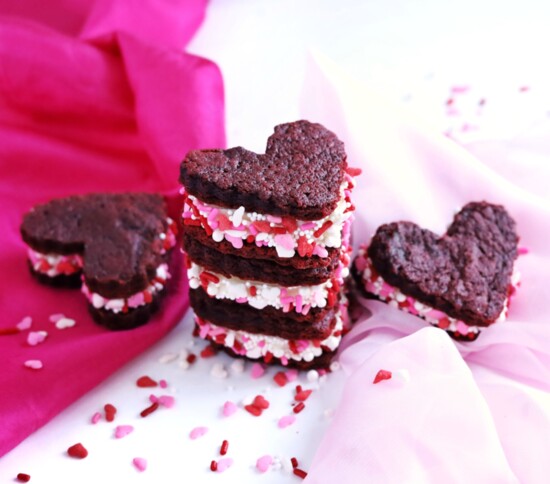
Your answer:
[180,120,359,367]
[21,193,178,330]
[353,202,520,340]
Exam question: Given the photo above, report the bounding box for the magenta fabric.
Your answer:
[302,55,550,483]
[0,1,225,457]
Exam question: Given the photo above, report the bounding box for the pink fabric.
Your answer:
[0,1,224,457]
[302,54,550,483]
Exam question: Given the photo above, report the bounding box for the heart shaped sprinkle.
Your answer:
[252,395,270,410]
[256,455,273,473]
[132,457,147,472]
[27,331,47,346]
[24,359,43,370]
[104,403,117,422]
[278,415,296,429]
[222,401,238,417]
[67,443,88,459]
[136,376,158,388]
[114,425,134,439]
[189,426,208,440]
[55,317,75,329]
[373,370,393,384]
[250,363,265,379]
[16,316,32,331]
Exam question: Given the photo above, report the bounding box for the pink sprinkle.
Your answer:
[27,331,47,346]
[450,85,470,94]
[280,356,288,366]
[278,415,296,428]
[190,426,208,440]
[16,316,32,331]
[256,455,273,473]
[132,457,147,472]
[274,234,295,250]
[519,85,530,92]
[158,395,175,408]
[266,215,282,223]
[48,313,65,323]
[216,458,233,473]
[115,425,134,439]
[518,247,529,255]
[91,412,101,424]
[312,245,328,257]
[455,321,471,335]
[23,359,43,370]
[236,297,248,303]
[300,222,316,231]
[285,370,299,382]
[223,401,238,417]
[224,234,243,249]
[159,379,168,389]
[295,295,303,313]
[250,363,265,379]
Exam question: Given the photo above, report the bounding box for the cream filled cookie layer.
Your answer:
[355,247,521,339]
[181,173,355,258]
[187,260,349,314]
[81,264,170,314]
[195,300,348,365]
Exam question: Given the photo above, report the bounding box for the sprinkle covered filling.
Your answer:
[27,218,178,278]
[195,299,349,364]
[355,246,521,339]
[181,174,356,258]
[81,263,171,314]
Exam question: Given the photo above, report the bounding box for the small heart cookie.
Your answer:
[21,193,177,329]
[354,202,520,339]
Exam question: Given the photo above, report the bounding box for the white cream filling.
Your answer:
[187,261,347,313]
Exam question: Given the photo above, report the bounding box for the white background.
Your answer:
[3,1,550,482]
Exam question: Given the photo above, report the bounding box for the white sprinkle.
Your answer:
[232,206,245,227]
[230,359,245,374]
[307,370,319,382]
[24,359,43,370]
[329,361,341,372]
[179,360,190,371]
[393,368,411,385]
[158,353,178,364]
[211,362,228,379]
[55,317,76,329]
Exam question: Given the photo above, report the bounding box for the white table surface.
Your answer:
[3,0,550,482]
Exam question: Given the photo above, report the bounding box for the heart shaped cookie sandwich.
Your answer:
[353,202,520,340]
[21,193,177,330]
[180,120,360,368]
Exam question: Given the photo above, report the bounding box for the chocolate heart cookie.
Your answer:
[20,193,177,330]
[353,202,520,340]
[180,120,359,368]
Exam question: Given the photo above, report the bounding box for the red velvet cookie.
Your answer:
[353,201,520,340]
[21,193,177,330]
[180,121,358,367]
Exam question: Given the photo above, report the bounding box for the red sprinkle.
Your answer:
[252,395,270,409]
[16,473,31,482]
[313,220,333,238]
[273,371,288,387]
[0,327,20,336]
[244,404,262,417]
[140,402,159,418]
[187,353,197,364]
[293,468,308,479]
[345,166,362,177]
[104,403,117,422]
[293,402,305,414]
[210,460,218,472]
[373,369,392,384]
[220,439,229,456]
[249,285,257,297]
[295,389,313,402]
[291,457,299,468]
[67,443,88,459]
[281,217,298,233]
[136,376,158,388]
[200,345,218,358]
[253,221,271,233]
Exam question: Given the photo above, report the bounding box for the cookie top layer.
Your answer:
[21,193,171,298]
[180,120,347,220]
[367,201,518,326]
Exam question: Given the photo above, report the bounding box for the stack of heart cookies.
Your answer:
[179,120,358,368]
